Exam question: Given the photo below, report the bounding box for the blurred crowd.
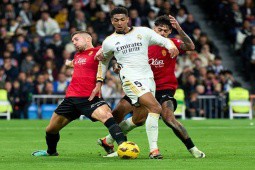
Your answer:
[198,0,255,86]
[0,0,245,119]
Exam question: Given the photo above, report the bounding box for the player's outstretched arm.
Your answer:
[147,27,179,57]
[169,15,195,51]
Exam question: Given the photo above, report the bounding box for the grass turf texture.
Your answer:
[0,119,255,170]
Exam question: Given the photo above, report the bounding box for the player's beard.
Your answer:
[76,44,87,52]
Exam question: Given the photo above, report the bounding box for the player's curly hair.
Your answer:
[110,7,128,18]
[154,15,173,30]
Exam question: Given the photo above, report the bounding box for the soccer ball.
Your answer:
[117,141,140,159]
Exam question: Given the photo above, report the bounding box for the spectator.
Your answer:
[36,10,60,38]
[181,14,200,36]
[92,10,111,41]
[235,20,251,52]
[142,9,157,28]
[130,0,151,18]
[49,0,63,17]
[19,1,33,28]
[171,0,188,16]
[243,36,255,81]
[42,81,54,95]
[240,0,255,22]
[176,8,188,25]
[55,8,69,31]
[128,8,142,27]
[183,74,198,101]
[198,44,215,67]
[3,4,16,20]
[3,57,19,81]
[53,72,69,94]
[187,91,205,118]
[210,56,224,75]
[42,59,58,82]
[71,10,87,31]
[0,66,7,83]
[10,80,22,119]
[190,28,201,44]
[20,54,35,74]
[193,58,203,78]
[34,74,46,94]
[158,1,173,16]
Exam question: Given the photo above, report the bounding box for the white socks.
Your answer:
[146,113,160,152]
[105,117,137,144]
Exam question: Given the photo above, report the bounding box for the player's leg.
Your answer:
[139,92,163,159]
[32,98,75,156]
[91,104,126,145]
[32,113,71,156]
[99,97,148,155]
[161,99,205,158]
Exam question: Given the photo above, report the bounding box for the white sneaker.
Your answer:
[189,146,205,158]
[103,151,118,158]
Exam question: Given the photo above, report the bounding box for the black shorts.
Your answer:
[123,89,177,111]
[155,90,177,111]
[55,97,109,121]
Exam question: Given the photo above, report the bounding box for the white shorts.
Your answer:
[122,78,156,105]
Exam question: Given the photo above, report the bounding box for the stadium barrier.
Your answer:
[197,95,226,118]
[30,94,228,119]
[250,95,255,116]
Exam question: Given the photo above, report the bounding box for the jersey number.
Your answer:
[134,81,142,87]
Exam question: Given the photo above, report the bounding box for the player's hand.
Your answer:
[169,15,181,30]
[94,48,104,61]
[89,82,102,101]
[168,47,179,58]
[65,59,73,67]
[113,63,121,74]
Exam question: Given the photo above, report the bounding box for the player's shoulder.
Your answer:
[93,46,102,51]
[134,26,151,32]
[170,38,183,45]
[104,32,118,41]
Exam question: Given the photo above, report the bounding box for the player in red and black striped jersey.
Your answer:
[32,31,126,157]
[98,15,205,158]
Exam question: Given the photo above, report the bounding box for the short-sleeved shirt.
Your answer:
[66,46,101,97]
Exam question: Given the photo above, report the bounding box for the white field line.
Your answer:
[0,126,254,131]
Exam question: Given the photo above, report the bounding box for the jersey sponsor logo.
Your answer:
[116,42,142,54]
[162,50,167,56]
[148,58,165,68]
[74,58,87,65]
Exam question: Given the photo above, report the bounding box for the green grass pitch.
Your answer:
[0,119,255,170]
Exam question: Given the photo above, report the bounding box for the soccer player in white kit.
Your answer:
[91,7,179,159]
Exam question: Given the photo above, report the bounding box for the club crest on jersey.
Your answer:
[137,34,142,40]
[75,58,86,65]
[88,51,93,55]
[162,50,167,56]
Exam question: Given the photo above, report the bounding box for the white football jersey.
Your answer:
[100,27,175,81]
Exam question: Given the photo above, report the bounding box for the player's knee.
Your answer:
[46,125,58,134]
[132,117,146,126]
[150,103,162,114]
[100,112,113,123]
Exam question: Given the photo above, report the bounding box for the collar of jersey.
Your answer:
[115,27,134,35]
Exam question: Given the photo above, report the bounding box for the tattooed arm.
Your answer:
[169,15,195,51]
